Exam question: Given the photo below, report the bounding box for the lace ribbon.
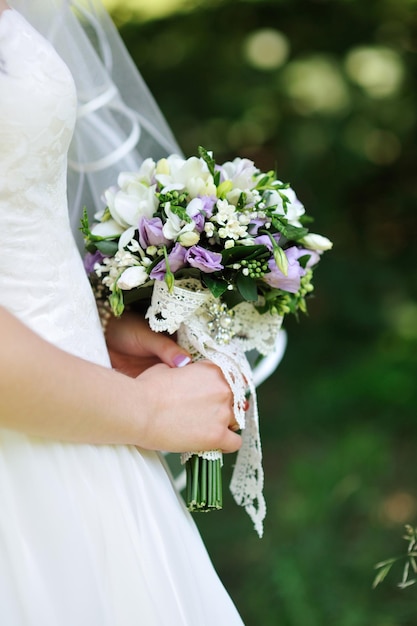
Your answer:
[146,278,283,537]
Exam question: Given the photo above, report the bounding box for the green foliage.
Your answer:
[113,0,417,623]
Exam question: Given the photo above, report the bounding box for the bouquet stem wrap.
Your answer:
[146,278,283,537]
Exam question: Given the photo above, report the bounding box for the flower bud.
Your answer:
[301,233,333,251]
[178,230,200,247]
[117,265,148,290]
[156,158,170,175]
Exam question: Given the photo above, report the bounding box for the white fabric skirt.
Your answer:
[0,429,244,625]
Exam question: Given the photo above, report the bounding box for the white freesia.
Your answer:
[264,189,285,214]
[301,233,333,251]
[155,157,171,176]
[162,204,197,241]
[265,186,305,226]
[105,181,158,229]
[282,187,306,226]
[117,265,149,290]
[220,157,259,189]
[156,156,217,198]
[91,219,124,238]
[138,158,157,184]
[118,226,137,251]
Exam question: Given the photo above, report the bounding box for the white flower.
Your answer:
[282,187,306,226]
[118,226,137,251]
[155,157,171,176]
[265,186,306,227]
[118,159,156,187]
[213,199,248,240]
[91,220,124,238]
[178,230,200,247]
[264,189,285,214]
[156,155,217,198]
[220,157,259,189]
[225,188,242,206]
[105,180,158,229]
[301,233,333,251]
[162,205,196,241]
[225,186,261,209]
[117,265,149,290]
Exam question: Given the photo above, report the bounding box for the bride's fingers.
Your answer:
[221,429,242,454]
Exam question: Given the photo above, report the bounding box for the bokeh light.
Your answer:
[282,55,350,115]
[244,29,290,71]
[345,46,405,98]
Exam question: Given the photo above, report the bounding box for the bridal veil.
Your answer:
[9,0,181,248]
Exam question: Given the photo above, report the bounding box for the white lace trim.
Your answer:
[146,278,283,537]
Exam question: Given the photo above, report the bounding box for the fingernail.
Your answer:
[173,354,191,368]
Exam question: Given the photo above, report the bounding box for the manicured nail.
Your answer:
[173,354,191,368]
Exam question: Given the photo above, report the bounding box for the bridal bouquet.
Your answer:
[82,146,332,536]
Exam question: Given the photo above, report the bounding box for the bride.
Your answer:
[0,0,244,623]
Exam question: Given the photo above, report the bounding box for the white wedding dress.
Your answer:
[0,10,244,625]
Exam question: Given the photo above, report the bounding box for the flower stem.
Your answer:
[185,455,222,512]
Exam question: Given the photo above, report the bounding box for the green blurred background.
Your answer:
[108,0,417,623]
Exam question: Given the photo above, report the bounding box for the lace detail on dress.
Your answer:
[146,279,283,536]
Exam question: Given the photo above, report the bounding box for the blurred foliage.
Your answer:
[114,0,417,623]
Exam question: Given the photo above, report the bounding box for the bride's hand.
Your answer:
[105,311,191,377]
[135,360,242,454]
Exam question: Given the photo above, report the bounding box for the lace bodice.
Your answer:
[0,10,109,365]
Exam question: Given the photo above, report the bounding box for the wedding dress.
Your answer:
[0,10,244,625]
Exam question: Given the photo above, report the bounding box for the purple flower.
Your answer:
[138,216,169,249]
[184,245,223,273]
[198,195,217,218]
[149,243,187,280]
[299,248,321,268]
[263,246,306,293]
[248,217,268,236]
[254,233,281,250]
[192,212,206,233]
[84,250,105,274]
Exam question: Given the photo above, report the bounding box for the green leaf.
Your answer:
[298,253,312,269]
[272,217,309,241]
[372,560,396,589]
[95,240,119,256]
[203,274,229,298]
[166,203,191,223]
[198,146,216,176]
[222,244,268,265]
[80,207,91,237]
[236,273,258,301]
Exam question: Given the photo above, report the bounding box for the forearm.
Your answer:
[0,306,144,444]
[0,307,241,453]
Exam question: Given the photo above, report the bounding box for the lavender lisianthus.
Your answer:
[185,245,223,273]
[192,212,206,233]
[138,216,170,249]
[254,233,281,250]
[198,195,217,218]
[248,217,269,236]
[263,246,307,293]
[150,243,187,280]
[84,250,105,274]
